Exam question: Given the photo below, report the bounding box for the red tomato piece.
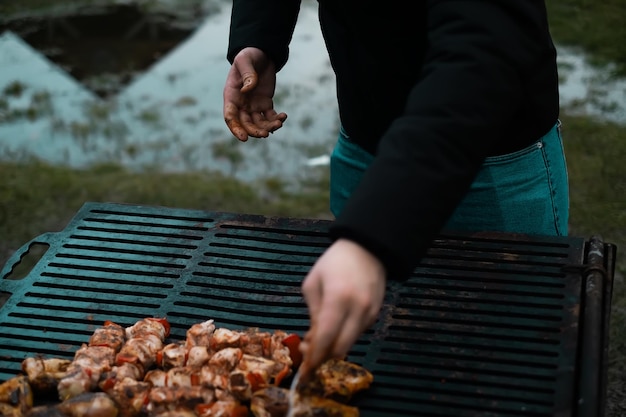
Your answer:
[281,334,302,368]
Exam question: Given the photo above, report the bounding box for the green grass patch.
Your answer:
[547,0,626,75]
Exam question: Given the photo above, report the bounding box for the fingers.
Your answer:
[223,50,288,142]
[299,272,322,377]
[311,296,349,363]
[299,240,387,377]
[300,273,351,373]
[239,110,286,139]
[224,106,287,142]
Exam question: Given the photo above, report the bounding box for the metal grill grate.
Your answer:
[0,202,615,417]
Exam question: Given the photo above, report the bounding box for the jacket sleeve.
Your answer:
[329,1,556,280]
[227,0,301,71]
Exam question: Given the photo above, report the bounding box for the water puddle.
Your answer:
[0,0,336,186]
[0,0,624,185]
[558,46,626,124]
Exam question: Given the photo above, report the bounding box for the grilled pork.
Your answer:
[0,375,33,417]
[57,320,127,401]
[22,357,72,395]
[304,359,374,402]
[251,386,359,417]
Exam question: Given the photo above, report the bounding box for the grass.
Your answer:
[547,0,626,76]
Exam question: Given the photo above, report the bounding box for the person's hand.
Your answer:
[298,238,386,377]
[223,47,288,141]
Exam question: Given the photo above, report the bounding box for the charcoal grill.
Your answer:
[0,202,616,417]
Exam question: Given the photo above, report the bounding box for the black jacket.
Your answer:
[228,0,560,280]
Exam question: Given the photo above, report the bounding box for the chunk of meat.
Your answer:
[185,320,215,349]
[195,400,249,417]
[304,359,373,402]
[25,405,67,417]
[56,392,119,417]
[98,363,143,392]
[146,386,214,415]
[0,375,33,417]
[199,367,230,392]
[143,369,168,388]
[56,321,129,400]
[159,342,187,370]
[125,318,170,341]
[239,328,272,358]
[210,329,241,351]
[208,348,243,373]
[186,346,210,368]
[250,386,359,417]
[57,345,116,400]
[114,318,169,377]
[151,411,196,417]
[88,322,126,352]
[22,357,72,394]
[103,377,150,417]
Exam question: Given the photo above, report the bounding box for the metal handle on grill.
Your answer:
[0,233,58,287]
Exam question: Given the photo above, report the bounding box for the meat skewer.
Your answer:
[1,318,372,417]
[99,318,171,417]
[115,317,170,379]
[57,321,126,401]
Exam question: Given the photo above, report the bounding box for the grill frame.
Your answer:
[0,202,616,417]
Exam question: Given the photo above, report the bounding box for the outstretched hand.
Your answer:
[223,47,288,141]
[298,239,387,379]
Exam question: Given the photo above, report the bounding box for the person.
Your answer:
[222,0,569,379]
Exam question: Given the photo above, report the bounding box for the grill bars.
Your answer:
[0,202,614,417]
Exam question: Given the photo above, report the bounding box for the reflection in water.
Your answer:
[558,46,626,124]
[1,0,624,185]
[0,0,338,186]
[1,1,203,97]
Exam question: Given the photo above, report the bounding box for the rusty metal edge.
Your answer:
[599,240,617,417]
[575,236,616,417]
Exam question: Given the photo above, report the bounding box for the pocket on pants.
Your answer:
[445,123,569,236]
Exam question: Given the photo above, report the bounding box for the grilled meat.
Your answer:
[88,322,125,352]
[145,385,214,415]
[251,386,359,417]
[185,320,216,349]
[56,320,129,401]
[195,400,249,417]
[102,377,150,417]
[24,405,67,417]
[56,392,119,417]
[22,358,72,395]
[304,359,373,402]
[115,318,170,379]
[1,318,372,417]
[0,375,33,417]
[57,345,116,401]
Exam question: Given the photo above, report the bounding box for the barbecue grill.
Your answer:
[0,202,616,417]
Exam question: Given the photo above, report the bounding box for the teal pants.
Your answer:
[330,122,569,236]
